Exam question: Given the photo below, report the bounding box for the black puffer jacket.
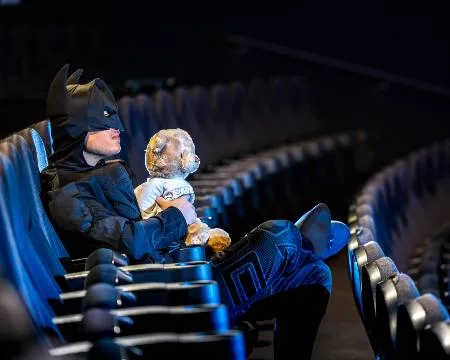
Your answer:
[41,160,188,263]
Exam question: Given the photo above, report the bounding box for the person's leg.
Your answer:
[242,284,329,359]
[210,219,332,359]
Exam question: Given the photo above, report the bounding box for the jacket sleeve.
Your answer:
[120,207,188,262]
[48,181,188,263]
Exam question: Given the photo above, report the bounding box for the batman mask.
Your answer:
[47,64,124,172]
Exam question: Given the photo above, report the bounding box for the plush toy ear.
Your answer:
[151,134,167,154]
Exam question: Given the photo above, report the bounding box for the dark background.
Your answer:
[0,4,449,146]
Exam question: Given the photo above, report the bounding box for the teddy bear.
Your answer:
[134,128,231,255]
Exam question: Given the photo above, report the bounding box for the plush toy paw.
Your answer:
[206,228,232,254]
[185,218,210,246]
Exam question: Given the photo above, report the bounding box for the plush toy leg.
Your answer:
[205,228,232,256]
[185,219,210,246]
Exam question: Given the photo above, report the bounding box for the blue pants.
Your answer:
[210,220,332,359]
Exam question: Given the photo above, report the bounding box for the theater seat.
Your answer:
[190,85,222,169]
[32,119,54,157]
[56,303,230,343]
[0,277,55,360]
[135,93,161,142]
[0,152,59,336]
[361,256,399,357]
[351,241,384,315]
[375,273,419,359]
[17,127,49,172]
[396,293,449,358]
[2,134,69,263]
[173,87,207,166]
[50,330,246,359]
[118,96,148,185]
[419,320,450,359]
[347,227,375,280]
[1,136,76,291]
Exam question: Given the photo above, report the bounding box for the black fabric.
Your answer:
[47,64,124,173]
[41,161,187,263]
[241,284,330,360]
[41,65,187,263]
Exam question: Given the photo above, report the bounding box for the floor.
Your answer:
[248,250,374,359]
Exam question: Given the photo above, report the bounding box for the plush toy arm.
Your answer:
[134,179,165,219]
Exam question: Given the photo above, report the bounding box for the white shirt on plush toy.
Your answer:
[134,177,195,219]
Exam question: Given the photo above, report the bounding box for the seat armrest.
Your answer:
[61,257,88,273]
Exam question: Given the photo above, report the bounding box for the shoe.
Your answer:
[295,203,350,260]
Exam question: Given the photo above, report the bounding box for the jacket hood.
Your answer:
[47,64,124,172]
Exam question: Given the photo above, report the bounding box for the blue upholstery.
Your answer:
[32,119,54,158]
[191,85,220,167]
[17,128,49,173]
[118,96,148,184]
[153,89,179,129]
[0,152,59,334]
[173,87,208,170]
[2,135,68,271]
[135,93,161,141]
[349,137,450,359]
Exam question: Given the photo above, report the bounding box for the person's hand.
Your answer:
[156,195,197,225]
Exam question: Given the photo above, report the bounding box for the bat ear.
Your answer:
[67,68,83,85]
[94,78,116,103]
[47,64,70,117]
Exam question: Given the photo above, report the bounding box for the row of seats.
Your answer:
[409,232,450,313]
[0,128,247,359]
[114,76,367,237]
[117,75,317,185]
[34,75,368,237]
[0,73,371,359]
[347,138,450,359]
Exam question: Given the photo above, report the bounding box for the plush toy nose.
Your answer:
[191,155,200,172]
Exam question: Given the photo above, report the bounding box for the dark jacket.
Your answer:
[41,160,188,263]
[41,64,188,263]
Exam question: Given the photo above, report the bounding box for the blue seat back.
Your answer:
[32,119,54,158]
[0,152,58,334]
[3,134,68,272]
[118,96,148,185]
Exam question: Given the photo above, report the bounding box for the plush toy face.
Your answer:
[145,128,200,179]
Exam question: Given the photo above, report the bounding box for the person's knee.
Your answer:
[253,219,302,248]
[280,284,330,313]
[303,261,333,294]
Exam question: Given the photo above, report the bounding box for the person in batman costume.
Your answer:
[41,64,350,359]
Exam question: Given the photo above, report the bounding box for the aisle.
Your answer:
[311,251,373,360]
[249,250,373,359]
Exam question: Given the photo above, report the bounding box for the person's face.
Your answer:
[85,128,121,157]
